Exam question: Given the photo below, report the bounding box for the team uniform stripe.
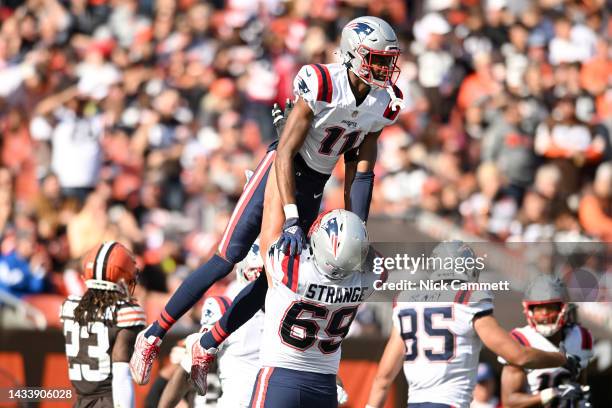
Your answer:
[259,367,274,407]
[312,64,332,103]
[99,242,118,281]
[286,256,294,290]
[249,369,264,408]
[117,317,146,324]
[319,65,333,102]
[511,330,530,346]
[290,255,299,292]
[158,318,171,331]
[219,151,275,257]
[383,85,404,121]
[579,326,593,349]
[454,290,467,304]
[161,309,176,324]
[281,255,290,287]
[217,296,231,314]
[253,367,273,408]
[93,242,115,280]
[211,322,228,344]
[462,290,473,304]
[311,64,324,102]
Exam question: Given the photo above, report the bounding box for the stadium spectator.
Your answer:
[579,162,612,242]
[0,0,609,331]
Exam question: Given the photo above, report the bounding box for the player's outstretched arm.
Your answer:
[345,130,380,222]
[112,328,138,408]
[275,96,313,208]
[474,315,566,369]
[367,326,405,408]
[274,97,313,255]
[501,364,544,408]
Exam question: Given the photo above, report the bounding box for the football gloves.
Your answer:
[278,217,306,256]
[272,98,295,137]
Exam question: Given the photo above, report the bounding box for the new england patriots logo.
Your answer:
[297,77,310,95]
[347,22,375,38]
[323,218,340,258]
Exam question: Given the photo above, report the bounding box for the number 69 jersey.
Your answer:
[60,296,146,397]
[393,290,494,408]
[294,63,403,175]
[261,244,379,374]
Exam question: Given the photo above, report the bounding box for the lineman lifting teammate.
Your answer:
[130,15,405,386]
[500,275,593,407]
[366,241,584,408]
[246,209,379,407]
[60,241,145,408]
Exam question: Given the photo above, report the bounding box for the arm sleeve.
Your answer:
[112,362,134,408]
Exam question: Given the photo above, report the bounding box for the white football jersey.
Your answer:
[216,281,264,408]
[503,324,593,395]
[260,243,379,374]
[293,63,402,174]
[181,282,264,408]
[393,290,494,408]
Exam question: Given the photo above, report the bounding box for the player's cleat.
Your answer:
[190,339,218,395]
[129,327,162,385]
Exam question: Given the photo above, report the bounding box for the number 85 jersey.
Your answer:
[294,63,403,175]
[261,244,379,374]
[393,290,494,408]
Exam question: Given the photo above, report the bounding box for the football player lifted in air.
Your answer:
[60,241,145,408]
[366,241,584,408]
[500,275,593,408]
[131,16,405,387]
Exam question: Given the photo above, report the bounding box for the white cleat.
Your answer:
[129,326,162,385]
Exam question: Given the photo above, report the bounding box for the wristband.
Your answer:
[283,204,299,219]
[540,388,558,405]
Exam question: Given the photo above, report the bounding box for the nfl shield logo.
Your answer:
[352,111,358,118]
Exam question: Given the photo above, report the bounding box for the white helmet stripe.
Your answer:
[94,241,116,281]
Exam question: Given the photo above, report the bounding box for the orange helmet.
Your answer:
[82,241,139,294]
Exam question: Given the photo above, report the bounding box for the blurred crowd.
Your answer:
[0,0,610,321]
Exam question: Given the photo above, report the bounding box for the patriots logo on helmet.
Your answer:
[347,22,375,39]
[251,242,260,255]
[322,218,340,259]
[297,77,310,95]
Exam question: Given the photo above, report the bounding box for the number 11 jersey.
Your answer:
[393,290,494,407]
[293,63,402,175]
[261,244,379,374]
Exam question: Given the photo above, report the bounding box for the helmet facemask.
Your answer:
[353,45,401,88]
[523,301,568,337]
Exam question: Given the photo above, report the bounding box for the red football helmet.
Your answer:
[82,241,139,295]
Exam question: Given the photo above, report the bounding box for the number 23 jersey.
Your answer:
[294,63,402,174]
[60,296,146,397]
[392,290,494,407]
[261,244,379,374]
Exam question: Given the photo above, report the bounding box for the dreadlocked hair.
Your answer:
[73,289,127,327]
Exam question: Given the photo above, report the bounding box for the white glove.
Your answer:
[336,384,348,405]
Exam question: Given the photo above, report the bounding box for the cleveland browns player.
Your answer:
[60,241,145,408]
